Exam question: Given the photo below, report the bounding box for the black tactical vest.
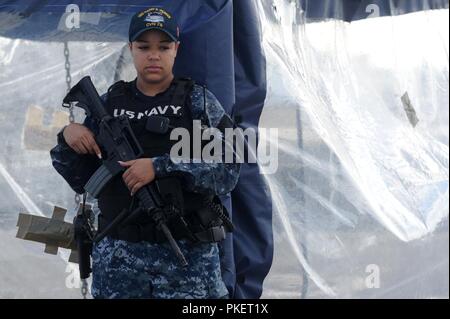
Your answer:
[97,78,195,222]
[95,78,232,245]
[96,78,233,245]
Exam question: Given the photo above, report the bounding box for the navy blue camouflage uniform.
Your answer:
[50,79,240,298]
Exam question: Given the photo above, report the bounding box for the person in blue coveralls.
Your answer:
[51,6,240,299]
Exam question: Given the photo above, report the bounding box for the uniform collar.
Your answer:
[131,78,175,102]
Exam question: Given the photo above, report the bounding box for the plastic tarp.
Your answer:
[0,0,448,298]
[259,0,449,298]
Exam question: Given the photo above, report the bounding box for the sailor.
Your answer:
[50,6,240,299]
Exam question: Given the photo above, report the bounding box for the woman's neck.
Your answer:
[136,74,174,97]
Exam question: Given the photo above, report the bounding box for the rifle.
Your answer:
[62,76,188,267]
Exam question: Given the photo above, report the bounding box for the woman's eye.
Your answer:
[160,47,169,51]
[139,46,148,50]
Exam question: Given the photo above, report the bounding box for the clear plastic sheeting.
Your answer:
[259,1,449,298]
[0,1,448,299]
[0,39,129,298]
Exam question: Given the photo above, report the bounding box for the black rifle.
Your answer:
[73,197,95,280]
[62,76,188,267]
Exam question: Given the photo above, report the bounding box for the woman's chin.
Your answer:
[142,74,164,84]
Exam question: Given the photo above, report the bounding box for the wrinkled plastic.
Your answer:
[259,1,449,298]
[0,0,448,298]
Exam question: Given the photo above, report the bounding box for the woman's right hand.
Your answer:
[63,123,102,159]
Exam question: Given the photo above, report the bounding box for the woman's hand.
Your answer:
[63,123,102,159]
[119,159,156,196]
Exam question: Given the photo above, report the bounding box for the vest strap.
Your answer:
[98,214,227,244]
[171,78,195,106]
[107,80,128,98]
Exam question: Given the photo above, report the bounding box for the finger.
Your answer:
[88,138,102,159]
[118,160,135,167]
[127,178,139,192]
[70,144,82,154]
[75,141,89,154]
[131,182,143,196]
[81,136,95,155]
[80,137,94,155]
[92,142,102,159]
[123,173,137,187]
[84,134,102,159]
[122,168,133,181]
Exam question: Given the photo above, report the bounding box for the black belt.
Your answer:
[98,214,226,244]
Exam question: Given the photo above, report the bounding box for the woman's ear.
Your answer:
[128,42,133,51]
[174,41,180,57]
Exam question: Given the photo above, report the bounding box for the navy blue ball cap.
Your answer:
[129,7,179,42]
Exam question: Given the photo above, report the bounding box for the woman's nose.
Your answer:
[147,51,160,60]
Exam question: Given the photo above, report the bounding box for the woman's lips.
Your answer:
[145,66,162,72]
